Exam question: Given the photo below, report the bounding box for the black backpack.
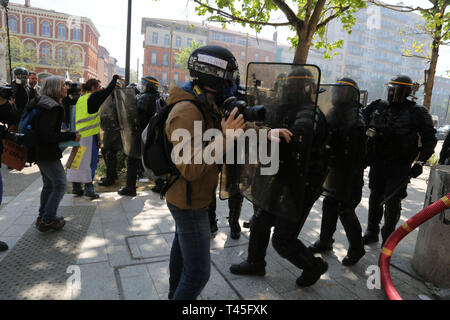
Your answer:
[141,99,207,203]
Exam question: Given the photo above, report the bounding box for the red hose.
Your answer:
[379,193,450,300]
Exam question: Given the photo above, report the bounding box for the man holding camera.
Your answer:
[363,75,437,246]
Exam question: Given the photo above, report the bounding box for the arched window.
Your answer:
[41,44,51,65]
[57,47,67,64]
[24,42,36,63]
[72,26,82,41]
[25,19,35,35]
[41,22,51,37]
[8,16,18,33]
[70,47,82,65]
[57,24,66,39]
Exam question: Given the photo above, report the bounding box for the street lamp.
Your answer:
[1,0,13,83]
[125,0,132,85]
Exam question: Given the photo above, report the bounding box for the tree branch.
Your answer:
[192,0,291,27]
[272,0,303,29]
[316,5,350,30]
[365,0,423,13]
[308,0,327,36]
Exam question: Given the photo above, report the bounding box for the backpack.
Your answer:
[18,97,41,162]
[141,99,207,203]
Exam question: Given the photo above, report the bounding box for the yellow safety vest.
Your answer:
[75,93,101,139]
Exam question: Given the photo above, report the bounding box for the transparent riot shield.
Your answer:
[318,83,360,131]
[100,92,123,151]
[318,83,364,203]
[221,63,321,223]
[115,88,140,158]
[360,90,368,108]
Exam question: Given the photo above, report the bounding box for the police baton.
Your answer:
[380,177,411,207]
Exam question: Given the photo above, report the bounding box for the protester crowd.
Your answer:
[0,45,446,301]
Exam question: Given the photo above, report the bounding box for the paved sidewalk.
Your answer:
[0,162,442,300]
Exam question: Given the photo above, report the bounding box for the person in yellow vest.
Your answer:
[67,76,120,199]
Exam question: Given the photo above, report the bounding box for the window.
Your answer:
[41,21,51,37]
[8,16,18,33]
[152,32,158,44]
[25,19,35,35]
[254,53,259,62]
[57,47,67,63]
[238,39,246,46]
[151,51,157,65]
[240,51,245,61]
[24,42,35,63]
[41,44,51,65]
[70,47,82,64]
[73,26,82,41]
[222,35,235,43]
[265,56,270,62]
[57,24,66,39]
[164,34,170,46]
[174,72,179,84]
[174,59,180,69]
[187,38,192,47]
[176,36,181,47]
[151,70,156,78]
[163,52,169,66]
[212,32,220,40]
[162,71,168,83]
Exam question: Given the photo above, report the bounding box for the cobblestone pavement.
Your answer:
[0,143,446,300]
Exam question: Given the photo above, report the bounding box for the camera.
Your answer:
[223,97,266,122]
[0,86,14,100]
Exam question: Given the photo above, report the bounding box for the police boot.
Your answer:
[309,239,334,254]
[339,207,365,266]
[228,194,243,240]
[118,186,137,197]
[310,197,339,253]
[381,198,402,246]
[72,182,84,197]
[84,183,100,200]
[208,203,218,235]
[363,192,384,245]
[99,177,115,187]
[230,260,266,276]
[296,257,328,287]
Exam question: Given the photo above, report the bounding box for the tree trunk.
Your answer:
[423,37,440,110]
[293,28,313,64]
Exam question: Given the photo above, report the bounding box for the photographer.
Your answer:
[164,46,290,300]
[363,75,437,246]
[0,85,22,251]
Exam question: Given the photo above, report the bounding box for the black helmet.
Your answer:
[283,67,317,105]
[332,77,360,106]
[387,75,413,104]
[14,67,29,77]
[140,76,159,93]
[188,45,239,93]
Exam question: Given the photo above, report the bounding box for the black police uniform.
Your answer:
[439,132,450,165]
[363,91,437,245]
[120,89,164,196]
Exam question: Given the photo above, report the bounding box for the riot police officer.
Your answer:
[309,78,366,266]
[11,67,31,121]
[118,76,165,196]
[363,75,437,246]
[230,66,330,287]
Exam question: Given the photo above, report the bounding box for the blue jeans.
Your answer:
[37,161,67,223]
[167,202,211,300]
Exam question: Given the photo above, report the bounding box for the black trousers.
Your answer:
[367,162,410,242]
[125,157,140,189]
[208,192,244,224]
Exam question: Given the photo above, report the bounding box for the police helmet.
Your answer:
[283,67,317,105]
[14,67,29,78]
[188,45,239,93]
[387,75,413,104]
[332,77,360,106]
[140,76,159,93]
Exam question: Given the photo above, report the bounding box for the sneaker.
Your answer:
[309,239,334,253]
[37,218,66,233]
[342,248,366,266]
[296,258,328,287]
[230,261,266,276]
[118,187,137,197]
[36,216,64,227]
[0,241,8,252]
[363,231,379,245]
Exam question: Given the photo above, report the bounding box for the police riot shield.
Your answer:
[100,93,123,151]
[317,83,360,131]
[318,83,364,203]
[115,88,140,158]
[221,63,321,223]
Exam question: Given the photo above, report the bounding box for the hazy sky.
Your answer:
[17,0,450,77]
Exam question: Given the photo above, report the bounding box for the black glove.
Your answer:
[410,163,423,178]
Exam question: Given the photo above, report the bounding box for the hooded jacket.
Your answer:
[34,95,77,162]
[165,85,226,210]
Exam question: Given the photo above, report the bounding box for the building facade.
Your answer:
[141,18,277,87]
[97,45,117,86]
[0,0,100,84]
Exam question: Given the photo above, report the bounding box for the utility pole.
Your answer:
[168,24,174,87]
[1,0,13,83]
[244,33,249,84]
[125,0,132,85]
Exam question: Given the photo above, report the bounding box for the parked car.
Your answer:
[436,125,450,140]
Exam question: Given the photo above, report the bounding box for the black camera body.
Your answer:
[0,86,14,100]
[223,96,266,122]
[367,109,389,138]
